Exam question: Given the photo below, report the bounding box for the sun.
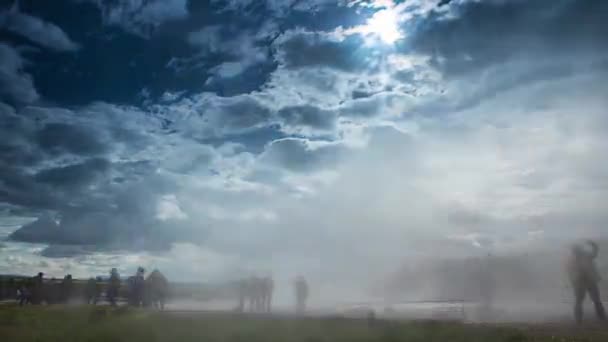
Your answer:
[363,8,402,44]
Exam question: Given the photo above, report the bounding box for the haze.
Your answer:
[1,0,608,320]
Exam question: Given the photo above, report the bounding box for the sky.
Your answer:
[1,0,608,302]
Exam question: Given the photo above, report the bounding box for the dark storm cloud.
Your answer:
[36,122,107,156]
[0,5,79,52]
[277,105,337,131]
[0,103,40,165]
[1,158,112,212]
[0,142,39,166]
[0,106,123,185]
[8,215,62,244]
[411,0,608,77]
[112,159,158,182]
[0,103,158,215]
[0,99,196,251]
[0,164,58,210]
[34,158,110,188]
[10,209,176,249]
[39,245,96,258]
[0,109,46,210]
[7,163,184,249]
[0,43,38,104]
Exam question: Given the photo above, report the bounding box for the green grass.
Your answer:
[0,304,606,342]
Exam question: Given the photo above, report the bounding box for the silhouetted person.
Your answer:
[237,278,247,313]
[0,278,5,300]
[367,309,377,327]
[478,254,496,317]
[108,268,121,306]
[248,276,261,312]
[145,269,169,310]
[18,284,30,306]
[16,286,23,305]
[567,240,606,324]
[61,274,73,303]
[85,278,98,304]
[131,267,146,307]
[294,276,309,315]
[254,277,267,312]
[96,277,103,302]
[262,276,274,313]
[7,278,15,300]
[127,276,136,306]
[45,278,60,304]
[30,272,44,304]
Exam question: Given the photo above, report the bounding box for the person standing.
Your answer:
[237,278,247,313]
[294,276,309,315]
[145,269,169,310]
[31,272,44,305]
[61,274,73,304]
[85,278,97,304]
[566,240,606,324]
[263,276,274,313]
[108,268,121,306]
[132,267,146,307]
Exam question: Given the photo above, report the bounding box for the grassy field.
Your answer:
[1,304,607,342]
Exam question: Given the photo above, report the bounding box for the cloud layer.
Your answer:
[0,5,79,52]
[1,0,607,296]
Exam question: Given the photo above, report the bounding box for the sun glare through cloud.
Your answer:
[361,8,402,44]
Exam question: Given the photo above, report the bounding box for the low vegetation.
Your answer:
[0,304,606,342]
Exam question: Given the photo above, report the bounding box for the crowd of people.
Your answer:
[0,267,308,314]
[234,275,309,314]
[0,267,169,310]
[8,272,74,305]
[0,240,604,324]
[236,275,274,313]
